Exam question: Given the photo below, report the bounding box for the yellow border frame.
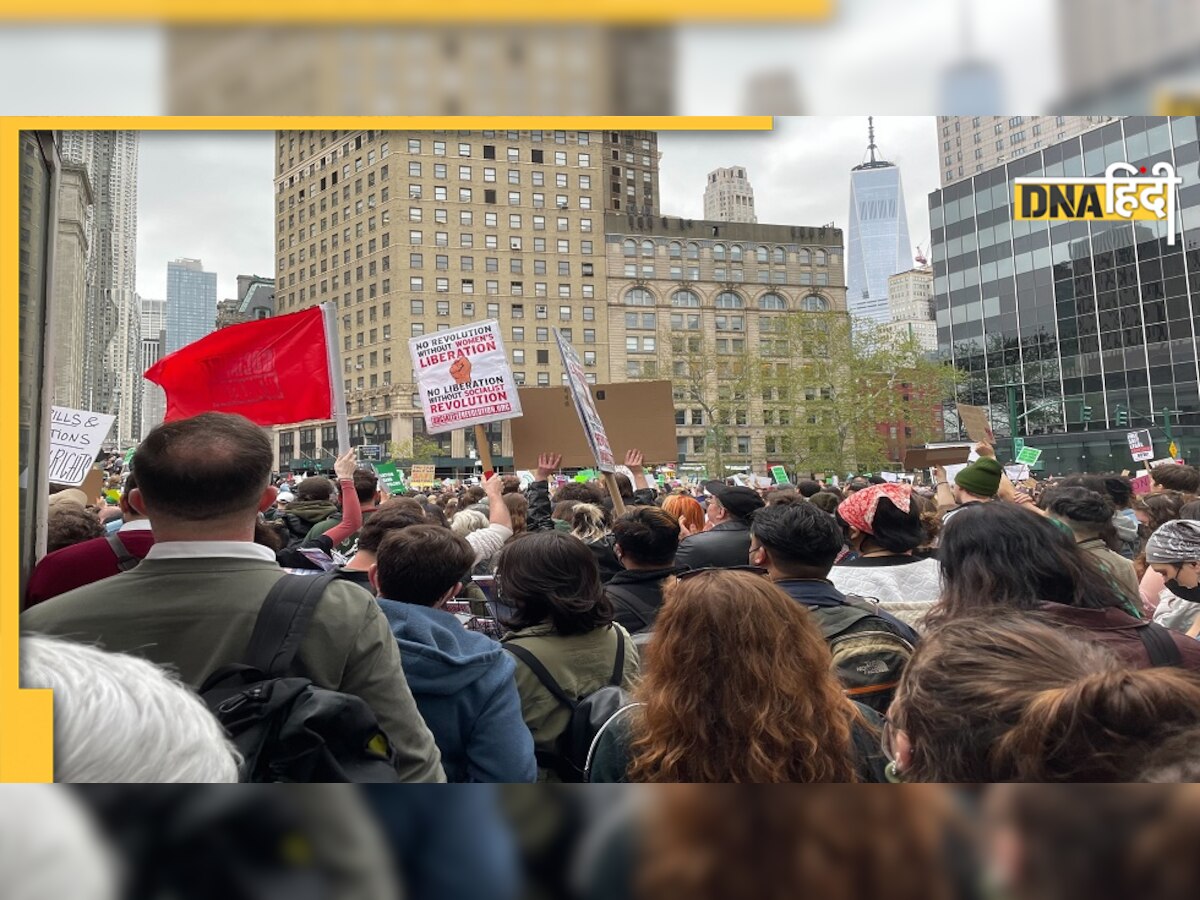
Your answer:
[0,1,831,23]
[1,114,772,782]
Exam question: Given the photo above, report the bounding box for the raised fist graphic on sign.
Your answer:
[449,352,472,385]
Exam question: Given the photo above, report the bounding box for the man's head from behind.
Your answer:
[612,506,681,569]
[353,468,380,504]
[1151,463,1200,495]
[356,500,429,554]
[131,413,275,528]
[371,524,475,606]
[749,501,843,579]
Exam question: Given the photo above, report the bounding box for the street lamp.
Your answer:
[361,415,378,438]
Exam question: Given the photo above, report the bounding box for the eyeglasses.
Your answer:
[676,565,768,582]
[880,715,898,766]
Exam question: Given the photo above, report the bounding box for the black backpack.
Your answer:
[804,594,919,715]
[504,629,629,782]
[200,573,402,783]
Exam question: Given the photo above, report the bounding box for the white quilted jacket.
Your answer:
[828,557,942,631]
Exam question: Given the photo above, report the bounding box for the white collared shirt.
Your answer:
[118,519,154,533]
[145,541,277,563]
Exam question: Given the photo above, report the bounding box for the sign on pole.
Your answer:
[956,403,996,444]
[409,320,522,435]
[770,465,789,484]
[48,406,116,486]
[359,443,382,461]
[553,328,615,473]
[1016,446,1042,465]
[1126,429,1154,462]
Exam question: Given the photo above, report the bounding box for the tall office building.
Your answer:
[140,298,167,439]
[887,266,937,354]
[60,130,142,446]
[935,115,1115,186]
[703,166,757,223]
[165,258,218,354]
[49,162,92,410]
[931,116,1199,472]
[846,118,912,325]
[272,128,615,470]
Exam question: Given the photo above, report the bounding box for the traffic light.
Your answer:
[1081,405,1093,423]
[1115,405,1128,427]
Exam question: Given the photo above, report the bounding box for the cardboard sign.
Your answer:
[48,406,116,486]
[1016,446,1042,465]
[903,444,972,470]
[956,403,995,444]
[409,320,522,435]
[1126,429,1154,462]
[1151,457,1183,469]
[509,380,679,471]
[770,465,789,484]
[554,328,615,472]
[409,463,437,487]
[374,461,406,495]
[1130,474,1153,495]
[1004,465,1030,482]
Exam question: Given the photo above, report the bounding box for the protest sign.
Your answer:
[510,380,677,470]
[1004,465,1030,482]
[903,444,972,470]
[770,465,789,484]
[1151,457,1184,469]
[1130,474,1153,495]
[409,464,437,487]
[553,328,615,473]
[1126,429,1154,462]
[374,462,406,495]
[956,403,995,444]
[409,320,522,436]
[1016,446,1042,465]
[48,406,116,486]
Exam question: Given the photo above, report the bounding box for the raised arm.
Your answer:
[323,449,364,546]
[623,449,654,493]
[526,452,560,532]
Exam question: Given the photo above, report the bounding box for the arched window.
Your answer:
[730,244,743,262]
[622,239,636,257]
[814,249,827,265]
[801,294,829,311]
[626,287,655,306]
[772,247,785,264]
[759,292,787,310]
[671,289,700,308]
[713,243,726,261]
[686,242,700,260]
[641,239,655,257]
[798,248,811,264]
[755,245,769,264]
[715,291,744,309]
[668,241,682,259]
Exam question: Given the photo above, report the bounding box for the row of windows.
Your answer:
[619,262,830,285]
[620,239,831,265]
[623,287,830,311]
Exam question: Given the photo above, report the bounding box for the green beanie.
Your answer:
[955,457,1003,498]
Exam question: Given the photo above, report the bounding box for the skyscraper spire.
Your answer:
[867,116,877,165]
[854,116,893,170]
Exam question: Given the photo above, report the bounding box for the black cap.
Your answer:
[702,481,766,521]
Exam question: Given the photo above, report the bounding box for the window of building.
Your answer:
[625,287,654,306]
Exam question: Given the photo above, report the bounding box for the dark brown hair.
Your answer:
[627,571,861,783]
[551,481,604,505]
[46,506,105,554]
[1151,463,1200,494]
[132,412,272,520]
[356,501,428,552]
[502,492,528,533]
[494,531,613,635]
[374,524,475,605]
[293,475,335,502]
[613,506,680,567]
[352,468,379,503]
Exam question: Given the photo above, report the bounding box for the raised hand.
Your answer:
[536,452,562,482]
[334,448,358,480]
[623,449,644,472]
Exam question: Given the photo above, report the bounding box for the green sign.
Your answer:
[770,465,789,484]
[574,468,597,483]
[374,462,406,495]
[123,447,136,465]
[1013,437,1025,453]
[1016,446,1042,465]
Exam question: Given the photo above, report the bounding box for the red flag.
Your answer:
[145,306,333,426]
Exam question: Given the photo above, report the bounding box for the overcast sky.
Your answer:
[135,117,938,300]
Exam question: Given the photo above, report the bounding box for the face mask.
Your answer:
[1164,579,1200,604]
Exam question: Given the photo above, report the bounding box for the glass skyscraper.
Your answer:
[165,258,217,355]
[847,121,912,324]
[931,116,1199,473]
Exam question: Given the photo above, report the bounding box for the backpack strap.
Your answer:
[1137,621,1184,668]
[242,573,337,677]
[503,642,578,709]
[608,628,626,687]
[106,532,140,572]
[605,583,656,631]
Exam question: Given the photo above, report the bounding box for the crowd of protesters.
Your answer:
[19,410,1200,785]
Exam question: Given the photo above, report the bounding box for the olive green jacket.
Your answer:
[501,621,639,782]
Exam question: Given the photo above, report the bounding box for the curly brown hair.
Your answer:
[626,570,861,782]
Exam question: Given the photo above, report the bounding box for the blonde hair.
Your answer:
[570,502,609,543]
[450,509,488,537]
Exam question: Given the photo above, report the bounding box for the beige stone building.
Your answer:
[703,166,757,223]
[886,266,936,355]
[936,115,1115,186]
[49,162,92,410]
[604,215,847,474]
[272,128,648,469]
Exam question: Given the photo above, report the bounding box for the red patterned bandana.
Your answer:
[837,483,912,535]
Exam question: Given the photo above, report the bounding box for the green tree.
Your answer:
[388,433,442,463]
[768,313,960,474]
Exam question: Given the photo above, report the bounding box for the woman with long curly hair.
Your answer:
[587,569,885,782]
[661,492,704,536]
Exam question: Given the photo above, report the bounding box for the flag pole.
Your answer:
[320,302,351,454]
